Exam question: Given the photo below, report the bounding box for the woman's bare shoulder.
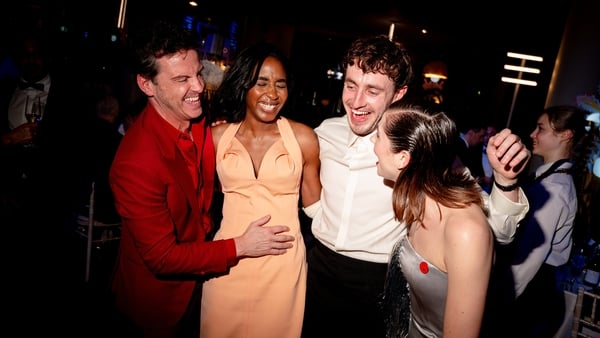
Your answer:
[445,206,492,242]
[210,122,231,146]
[286,119,317,139]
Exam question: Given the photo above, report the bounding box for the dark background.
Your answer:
[1,0,576,139]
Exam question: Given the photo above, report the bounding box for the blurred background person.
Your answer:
[118,95,146,135]
[73,88,123,226]
[454,115,486,183]
[481,122,499,193]
[486,105,594,337]
[0,27,88,335]
[1,31,52,221]
[0,28,83,237]
[509,105,591,337]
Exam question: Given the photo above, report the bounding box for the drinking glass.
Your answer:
[23,96,42,147]
[25,96,43,123]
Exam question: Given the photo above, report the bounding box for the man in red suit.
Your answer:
[109,20,295,338]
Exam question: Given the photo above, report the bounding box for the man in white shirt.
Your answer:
[1,31,83,250]
[301,35,531,338]
[1,35,50,147]
[1,32,52,224]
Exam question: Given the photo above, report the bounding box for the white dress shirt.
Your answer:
[511,161,576,297]
[312,116,529,263]
[7,74,50,129]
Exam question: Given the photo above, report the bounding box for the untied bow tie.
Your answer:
[18,81,44,91]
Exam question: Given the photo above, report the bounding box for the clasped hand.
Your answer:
[486,128,531,183]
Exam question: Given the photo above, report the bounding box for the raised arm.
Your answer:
[484,128,531,243]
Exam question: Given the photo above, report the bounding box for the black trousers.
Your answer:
[302,240,388,338]
[112,282,202,338]
[483,262,565,338]
[513,264,565,338]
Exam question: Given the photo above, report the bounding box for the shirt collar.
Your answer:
[535,160,572,177]
[347,130,375,148]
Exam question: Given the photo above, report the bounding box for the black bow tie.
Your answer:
[18,81,44,91]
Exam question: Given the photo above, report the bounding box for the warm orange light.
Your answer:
[423,60,448,82]
[117,0,127,29]
[424,73,448,80]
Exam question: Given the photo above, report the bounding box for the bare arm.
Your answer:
[292,121,322,208]
[444,209,494,338]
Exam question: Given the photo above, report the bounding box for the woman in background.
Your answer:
[508,105,589,337]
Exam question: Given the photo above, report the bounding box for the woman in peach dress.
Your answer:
[200,42,321,338]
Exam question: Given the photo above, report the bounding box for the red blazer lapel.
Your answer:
[144,105,199,213]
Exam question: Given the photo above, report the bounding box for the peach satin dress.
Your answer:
[200,117,306,338]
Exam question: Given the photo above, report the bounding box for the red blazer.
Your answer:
[109,103,236,329]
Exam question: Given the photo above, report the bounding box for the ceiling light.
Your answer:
[503,65,540,74]
[501,77,537,86]
[507,52,543,62]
